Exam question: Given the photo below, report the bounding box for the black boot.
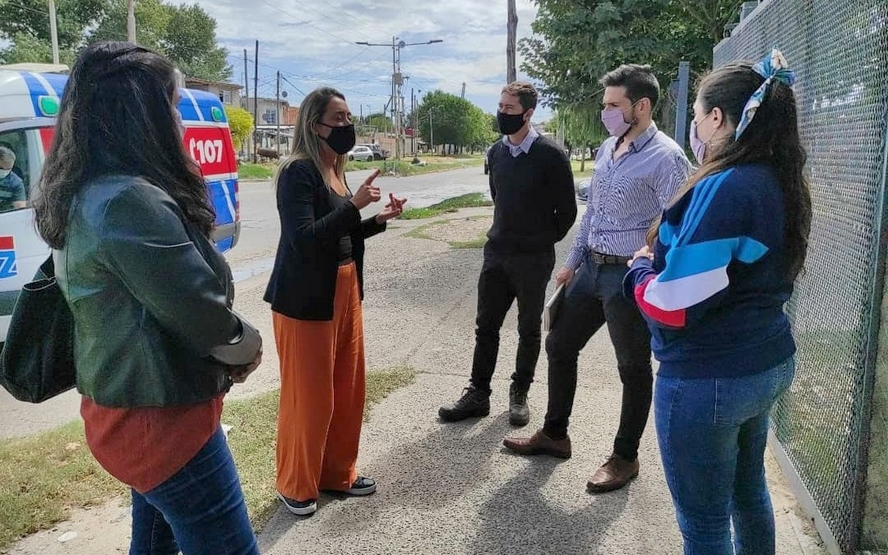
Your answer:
[438,385,490,422]
[509,383,530,427]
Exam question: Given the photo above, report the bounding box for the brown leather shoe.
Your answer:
[587,454,639,493]
[502,430,571,459]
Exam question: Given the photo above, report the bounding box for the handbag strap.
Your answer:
[38,255,55,280]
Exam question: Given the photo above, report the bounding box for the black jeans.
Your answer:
[543,254,653,461]
[470,244,556,392]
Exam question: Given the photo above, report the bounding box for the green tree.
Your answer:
[89,0,171,51]
[362,113,390,132]
[0,0,109,51]
[0,32,77,65]
[224,106,253,150]
[416,91,494,152]
[89,0,230,81]
[163,3,230,81]
[0,0,109,63]
[468,108,499,151]
[520,0,741,108]
[0,0,230,82]
[554,103,607,171]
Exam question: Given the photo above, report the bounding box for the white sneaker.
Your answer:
[276,491,317,516]
[343,476,377,496]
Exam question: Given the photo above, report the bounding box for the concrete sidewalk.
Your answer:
[257,207,828,555]
[5,205,828,555]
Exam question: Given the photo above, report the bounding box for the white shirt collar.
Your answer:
[502,126,539,157]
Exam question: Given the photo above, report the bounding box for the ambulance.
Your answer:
[0,67,242,343]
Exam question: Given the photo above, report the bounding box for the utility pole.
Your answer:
[47,0,59,64]
[411,87,415,155]
[392,37,404,161]
[461,82,466,99]
[354,37,443,160]
[429,109,434,155]
[253,40,259,162]
[674,61,691,149]
[243,49,250,160]
[507,0,518,83]
[126,0,136,43]
[276,71,281,155]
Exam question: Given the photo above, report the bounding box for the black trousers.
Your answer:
[470,244,556,392]
[543,254,653,461]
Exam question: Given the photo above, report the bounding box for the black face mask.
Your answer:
[319,123,356,155]
[497,110,527,135]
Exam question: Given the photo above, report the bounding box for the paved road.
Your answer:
[0,167,492,440]
[7,202,826,555]
[228,166,490,282]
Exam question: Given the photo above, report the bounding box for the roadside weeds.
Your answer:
[0,366,417,549]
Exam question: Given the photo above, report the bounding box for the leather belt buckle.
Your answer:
[590,251,632,265]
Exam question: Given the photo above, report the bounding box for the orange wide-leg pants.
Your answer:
[273,262,366,502]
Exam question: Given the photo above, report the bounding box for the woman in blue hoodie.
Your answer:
[625,50,812,554]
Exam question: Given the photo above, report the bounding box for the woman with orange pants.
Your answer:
[264,87,406,517]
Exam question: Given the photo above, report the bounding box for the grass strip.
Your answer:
[0,366,416,548]
[238,163,276,180]
[400,193,492,220]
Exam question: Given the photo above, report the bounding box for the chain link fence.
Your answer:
[715,1,888,553]
[659,79,679,141]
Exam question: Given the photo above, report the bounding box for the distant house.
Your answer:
[184,77,243,108]
[241,97,298,126]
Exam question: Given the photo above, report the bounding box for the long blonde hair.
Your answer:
[277,87,348,188]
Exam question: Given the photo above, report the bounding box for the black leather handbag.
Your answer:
[0,255,76,403]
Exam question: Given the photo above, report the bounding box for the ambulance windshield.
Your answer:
[0,131,29,213]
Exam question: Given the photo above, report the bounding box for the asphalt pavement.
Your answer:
[0,167,827,555]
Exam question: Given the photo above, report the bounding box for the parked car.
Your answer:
[576,177,591,203]
[348,146,374,162]
[360,144,388,160]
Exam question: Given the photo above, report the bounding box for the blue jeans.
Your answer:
[655,356,795,555]
[129,427,259,555]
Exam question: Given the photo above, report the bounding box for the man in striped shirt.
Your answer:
[504,64,692,494]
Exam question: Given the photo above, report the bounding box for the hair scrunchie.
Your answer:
[735,48,796,139]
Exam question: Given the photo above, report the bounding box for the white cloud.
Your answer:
[166,0,551,119]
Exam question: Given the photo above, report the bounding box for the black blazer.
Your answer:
[264,160,386,320]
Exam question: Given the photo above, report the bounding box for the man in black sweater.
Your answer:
[439,82,577,426]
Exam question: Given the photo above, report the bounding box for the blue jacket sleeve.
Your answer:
[626,169,771,330]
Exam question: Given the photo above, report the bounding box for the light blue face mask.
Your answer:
[0,169,10,179]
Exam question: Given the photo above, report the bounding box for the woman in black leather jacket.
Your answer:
[33,42,263,555]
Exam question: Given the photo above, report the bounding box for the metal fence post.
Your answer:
[674,61,691,150]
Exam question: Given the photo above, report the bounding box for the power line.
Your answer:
[252,0,365,47]
[279,75,305,97]
[313,46,372,78]
[260,0,390,44]
[4,0,50,16]
[0,7,417,102]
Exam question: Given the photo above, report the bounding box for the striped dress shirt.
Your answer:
[565,123,692,269]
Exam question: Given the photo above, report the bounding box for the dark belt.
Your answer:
[589,251,632,265]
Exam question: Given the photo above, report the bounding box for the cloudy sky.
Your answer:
[166,0,550,120]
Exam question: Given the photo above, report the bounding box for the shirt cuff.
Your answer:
[564,248,585,271]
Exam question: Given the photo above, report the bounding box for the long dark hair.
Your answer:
[34,42,215,249]
[648,62,812,280]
